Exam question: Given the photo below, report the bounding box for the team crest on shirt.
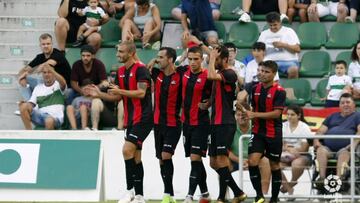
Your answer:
[197,78,202,83]
[129,73,133,77]
[119,74,125,78]
[171,80,176,85]
[157,77,163,82]
[267,94,272,98]
[184,74,190,79]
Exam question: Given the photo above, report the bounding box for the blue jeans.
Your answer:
[275,60,300,74]
[31,109,62,129]
[18,75,43,101]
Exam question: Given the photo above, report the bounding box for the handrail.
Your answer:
[239,134,360,201]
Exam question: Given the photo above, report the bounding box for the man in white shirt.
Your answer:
[19,64,67,130]
[258,12,301,79]
[224,42,246,87]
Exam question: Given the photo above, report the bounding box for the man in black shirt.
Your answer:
[54,0,109,52]
[17,33,71,103]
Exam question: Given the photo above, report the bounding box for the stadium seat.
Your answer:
[219,0,241,20]
[65,48,81,67]
[310,78,328,106]
[153,0,180,20]
[96,48,119,73]
[325,23,359,49]
[297,22,327,49]
[281,78,312,106]
[136,49,158,64]
[100,18,121,48]
[299,50,331,77]
[236,49,251,62]
[336,51,352,67]
[214,21,227,42]
[228,22,259,48]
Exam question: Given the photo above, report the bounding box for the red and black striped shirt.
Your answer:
[152,67,185,127]
[181,67,212,126]
[210,68,237,125]
[250,82,286,138]
[116,62,153,127]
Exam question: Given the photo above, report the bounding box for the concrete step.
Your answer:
[0,88,22,102]
[0,59,31,74]
[0,74,20,88]
[0,29,55,44]
[0,0,58,16]
[0,114,25,130]
[0,16,57,29]
[0,44,41,59]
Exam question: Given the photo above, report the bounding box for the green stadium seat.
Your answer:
[136,49,158,64]
[297,22,327,49]
[100,18,121,48]
[299,50,331,77]
[214,21,227,42]
[153,0,180,20]
[219,0,241,20]
[65,48,81,67]
[281,78,312,106]
[96,48,120,73]
[336,51,352,67]
[228,22,259,48]
[311,78,328,107]
[252,14,266,21]
[325,23,359,49]
[236,49,251,62]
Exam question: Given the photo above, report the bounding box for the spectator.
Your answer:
[314,93,360,188]
[224,42,246,88]
[178,0,219,48]
[345,0,359,22]
[243,42,279,85]
[19,64,67,130]
[324,60,352,108]
[119,0,161,48]
[238,0,289,23]
[307,0,348,22]
[72,0,109,47]
[171,0,221,20]
[258,12,301,79]
[280,104,312,200]
[54,0,109,52]
[17,33,71,107]
[348,41,360,99]
[287,0,310,23]
[66,78,93,130]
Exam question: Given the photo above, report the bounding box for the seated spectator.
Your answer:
[238,0,289,23]
[348,41,360,99]
[345,0,359,22]
[19,64,67,130]
[224,42,246,88]
[179,0,219,49]
[66,79,93,130]
[172,0,221,20]
[72,0,109,47]
[17,33,71,107]
[324,60,352,108]
[307,0,348,22]
[55,0,109,52]
[314,93,360,189]
[243,42,279,85]
[119,0,161,48]
[258,12,301,79]
[102,0,135,17]
[287,0,310,23]
[280,104,312,199]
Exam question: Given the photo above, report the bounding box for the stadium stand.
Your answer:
[310,78,328,107]
[153,0,180,20]
[219,0,241,20]
[281,78,312,106]
[299,51,331,77]
[325,23,360,49]
[228,22,259,48]
[100,18,122,48]
[297,22,327,49]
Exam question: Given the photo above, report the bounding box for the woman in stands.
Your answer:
[349,41,360,99]
[119,0,161,48]
[280,104,313,199]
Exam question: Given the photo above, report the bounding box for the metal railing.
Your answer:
[239,134,360,201]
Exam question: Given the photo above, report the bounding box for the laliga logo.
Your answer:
[324,174,342,193]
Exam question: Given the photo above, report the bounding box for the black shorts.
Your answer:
[125,122,153,150]
[99,104,117,128]
[248,133,282,162]
[208,124,236,156]
[251,0,279,14]
[182,123,210,157]
[67,22,82,43]
[154,124,182,159]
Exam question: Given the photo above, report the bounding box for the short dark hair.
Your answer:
[259,60,278,73]
[252,42,266,51]
[340,92,354,102]
[335,60,347,68]
[188,46,203,56]
[81,45,96,54]
[351,41,360,61]
[223,42,237,51]
[39,33,52,41]
[217,45,229,60]
[266,12,281,23]
[159,47,177,63]
[136,0,149,6]
[287,104,308,124]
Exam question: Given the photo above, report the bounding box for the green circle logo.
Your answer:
[0,149,22,175]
